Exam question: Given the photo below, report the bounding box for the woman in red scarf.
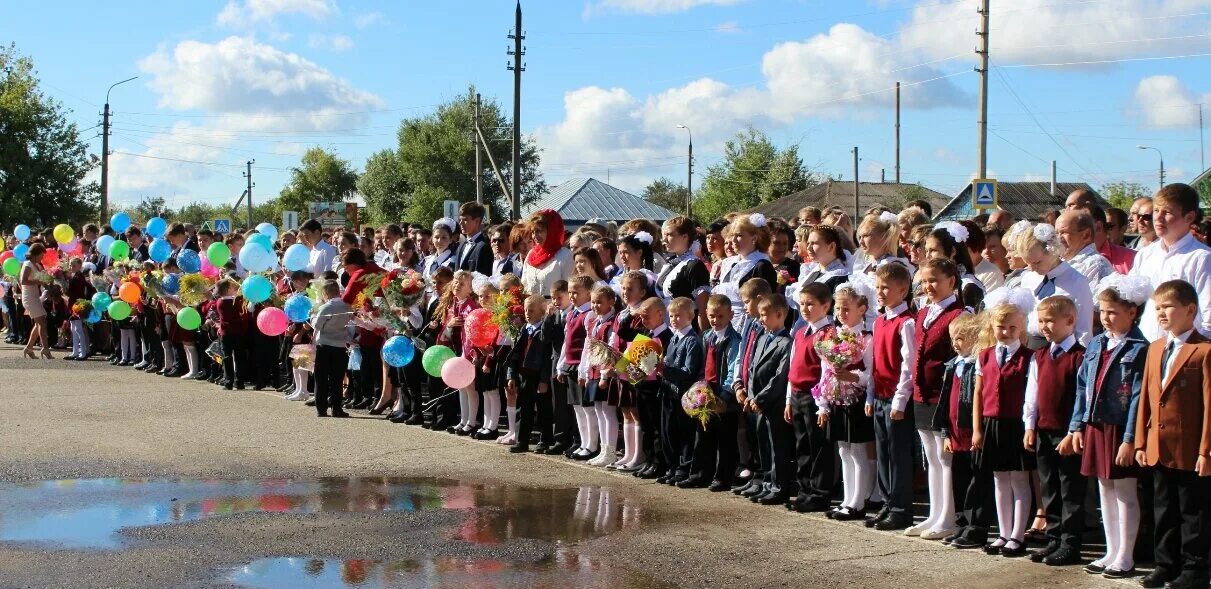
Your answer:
[519,209,573,296]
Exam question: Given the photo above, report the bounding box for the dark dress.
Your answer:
[607,307,645,408]
[1080,348,1141,480]
[826,333,874,443]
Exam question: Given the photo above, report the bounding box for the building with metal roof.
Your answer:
[933,181,1107,221]
[744,181,952,219]
[521,177,678,227]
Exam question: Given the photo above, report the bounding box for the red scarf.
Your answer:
[525,209,566,268]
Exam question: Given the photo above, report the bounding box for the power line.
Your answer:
[1000,51,1211,68]
[109,151,294,171]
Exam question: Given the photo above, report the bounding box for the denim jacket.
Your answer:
[1069,327,1148,442]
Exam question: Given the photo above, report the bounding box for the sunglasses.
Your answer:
[490,238,508,244]
[1137,214,1153,222]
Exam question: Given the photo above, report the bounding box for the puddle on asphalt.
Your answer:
[0,477,642,549]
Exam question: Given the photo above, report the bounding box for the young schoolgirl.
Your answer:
[572,247,609,287]
[64,257,94,361]
[470,280,505,441]
[926,222,985,312]
[436,270,481,436]
[557,275,596,459]
[608,233,657,297]
[971,290,1037,557]
[935,313,990,547]
[817,279,876,520]
[1069,275,1150,578]
[214,278,249,391]
[607,270,657,470]
[582,284,620,466]
[496,274,526,445]
[785,225,847,320]
[715,214,777,331]
[420,266,456,429]
[284,272,314,402]
[856,213,914,276]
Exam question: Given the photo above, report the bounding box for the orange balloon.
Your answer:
[118,282,142,304]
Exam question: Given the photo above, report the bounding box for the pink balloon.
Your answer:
[58,238,78,252]
[0,251,12,263]
[256,307,289,336]
[200,259,220,279]
[441,357,476,389]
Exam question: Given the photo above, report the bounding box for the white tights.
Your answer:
[620,421,646,467]
[992,471,1031,545]
[574,405,600,452]
[458,387,480,429]
[917,429,956,531]
[595,401,619,450]
[481,390,501,432]
[292,368,309,396]
[837,442,876,510]
[1095,477,1140,572]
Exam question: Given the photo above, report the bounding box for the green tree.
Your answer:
[358,149,411,225]
[1196,178,1211,209]
[641,177,689,214]
[131,196,171,222]
[0,44,99,228]
[173,201,220,226]
[278,147,359,217]
[692,127,816,222]
[1099,180,1150,211]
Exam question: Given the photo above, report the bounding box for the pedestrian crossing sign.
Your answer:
[200,221,212,232]
[213,219,232,234]
[972,179,998,209]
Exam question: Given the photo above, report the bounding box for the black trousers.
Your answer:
[757,409,795,492]
[661,385,694,475]
[951,449,973,530]
[314,344,346,415]
[516,370,553,447]
[637,382,662,467]
[958,449,994,541]
[550,370,577,448]
[1152,465,1211,578]
[872,398,915,515]
[358,345,383,402]
[1036,428,1086,548]
[249,332,281,387]
[401,360,425,417]
[429,375,459,427]
[221,334,248,385]
[690,410,739,483]
[789,393,834,501]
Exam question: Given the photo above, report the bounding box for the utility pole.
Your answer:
[1050,160,1057,197]
[852,147,860,219]
[507,1,525,221]
[474,93,483,205]
[677,124,693,218]
[101,76,138,223]
[976,0,990,179]
[243,160,255,229]
[895,81,901,183]
[1200,103,1205,173]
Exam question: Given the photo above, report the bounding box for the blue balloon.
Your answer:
[284,294,313,322]
[282,243,311,272]
[241,274,273,304]
[148,238,172,263]
[86,308,103,324]
[146,217,167,239]
[110,212,132,234]
[238,242,275,273]
[381,336,416,368]
[162,273,181,295]
[13,224,30,242]
[255,223,279,242]
[95,235,116,257]
[13,243,29,261]
[247,233,273,251]
[177,249,201,274]
[91,292,112,309]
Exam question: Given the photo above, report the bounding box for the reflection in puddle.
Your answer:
[0,478,641,549]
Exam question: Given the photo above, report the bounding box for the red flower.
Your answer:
[510,304,524,315]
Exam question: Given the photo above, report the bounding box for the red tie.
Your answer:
[740,328,758,384]
[705,335,719,385]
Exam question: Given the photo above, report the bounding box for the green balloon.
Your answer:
[2,258,18,277]
[109,240,130,261]
[107,300,132,320]
[207,242,231,267]
[176,307,201,330]
[422,345,456,377]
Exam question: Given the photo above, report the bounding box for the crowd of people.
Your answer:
[1,183,1209,588]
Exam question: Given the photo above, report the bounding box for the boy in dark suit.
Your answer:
[745,293,795,505]
[689,294,741,491]
[1134,279,1211,589]
[731,278,773,494]
[635,297,675,480]
[543,280,575,455]
[454,202,494,274]
[659,297,705,486]
[507,295,553,454]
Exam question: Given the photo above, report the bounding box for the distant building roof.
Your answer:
[521,177,678,225]
[745,181,951,220]
[1193,167,1211,187]
[934,182,1107,221]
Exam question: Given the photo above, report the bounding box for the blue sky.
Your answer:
[7,0,1211,212]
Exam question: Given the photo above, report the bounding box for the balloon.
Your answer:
[96,235,115,256]
[176,307,201,330]
[1,258,18,277]
[13,243,29,261]
[241,274,272,304]
[145,216,167,239]
[255,307,288,336]
[0,251,11,263]
[282,243,311,272]
[0,240,5,253]
[109,212,131,234]
[162,273,180,295]
[107,300,131,321]
[247,233,273,251]
[284,294,313,322]
[58,238,77,252]
[118,282,142,304]
[41,249,59,268]
[200,259,220,279]
[422,345,456,377]
[177,249,201,274]
[381,336,416,368]
[465,308,499,347]
[13,224,30,241]
[149,238,172,263]
[238,242,275,273]
[109,239,130,261]
[53,223,75,244]
[441,357,476,389]
[206,242,231,267]
[86,308,102,324]
[91,292,112,309]
[255,222,279,241]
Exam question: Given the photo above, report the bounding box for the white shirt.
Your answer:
[308,241,338,277]
[458,231,483,266]
[520,247,573,297]
[578,309,617,380]
[786,316,835,402]
[1067,243,1114,288]
[865,302,917,412]
[1022,333,1076,430]
[556,302,592,374]
[1019,261,1095,346]
[1130,231,1211,340]
[1162,329,1194,385]
[923,294,958,329]
[974,258,1006,293]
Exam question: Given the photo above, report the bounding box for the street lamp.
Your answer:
[101,76,139,223]
[676,124,693,218]
[1137,145,1165,191]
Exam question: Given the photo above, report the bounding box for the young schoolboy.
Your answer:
[543,279,576,455]
[785,281,836,513]
[556,275,594,459]
[215,278,249,391]
[1022,296,1087,565]
[506,295,553,454]
[1130,183,1211,341]
[663,297,705,487]
[693,294,742,491]
[746,293,795,505]
[636,297,675,480]
[312,280,352,418]
[1134,280,1211,589]
[731,278,774,493]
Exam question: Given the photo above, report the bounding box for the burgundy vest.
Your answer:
[873,310,912,399]
[788,326,824,394]
[913,302,964,404]
[561,307,589,366]
[947,370,973,452]
[1032,343,1085,431]
[585,313,618,379]
[977,345,1032,419]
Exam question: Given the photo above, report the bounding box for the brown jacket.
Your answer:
[1135,332,1211,471]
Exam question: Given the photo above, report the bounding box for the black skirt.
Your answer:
[914,401,942,431]
[583,377,615,405]
[492,345,513,391]
[827,402,875,443]
[975,417,1036,472]
[610,380,639,408]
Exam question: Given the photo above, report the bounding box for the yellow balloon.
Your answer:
[53,224,75,244]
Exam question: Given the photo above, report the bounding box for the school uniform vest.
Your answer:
[872,310,912,399]
[1032,344,1085,431]
[585,313,618,380]
[913,302,965,404]
[977,345,1032,419]
[788,326,824,394]
[560,307,589,367]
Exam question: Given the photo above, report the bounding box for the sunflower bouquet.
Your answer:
[70,299,92,317]
[141,270,167,300]
[178,273,215,307]
[681,381,725,428]
[620,335,664,383]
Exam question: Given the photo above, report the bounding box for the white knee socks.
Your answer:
[918,430,956,531]
[506,406,518,438]
[838,442,856,508]
[180,344,200,378]
[466,388,481,428]
[1096,477,1139,571]
[583,405,600,452]
[589,402,619,466]
[481,390,500,432]
[621,422,645,467]
[161,341,174,370]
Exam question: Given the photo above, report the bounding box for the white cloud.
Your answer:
[353,11,383,28]
[584,0,745,17]
[1132,75,1208,128]
[308,34,354,51]
[713,21,741,34]
[217,0,336,26]
[109,123,237,194]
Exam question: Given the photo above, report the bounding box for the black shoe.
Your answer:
[831,507,866,521]
[1000,540,1027,558]
[353,398,373,410]
[224,383,233,391]
[665,473,688,486]
[304,399,315,406]
[637,466,662,479]
[471,429,500,441]
[675,476,708,489]
[533,444,550,454]
[791,498,831,513]
[874,514,912,531]
[741,484,767,499]
[276,384,292,392]
[707,480,731,492]
[1101,567,1135,579]
[864,509,890,528]
[1030,541,1060,563]
[758,491,788,505]
[732,480,757,495]
[316,411,329,417]
[405,415,426,426]
[368,405,388,416]
[330,410,350,418]
[547,443,571,456]
[1042,545,1081,566]
[950,536,986,549]
[509,445,530,454]
[983,538,1008,555]
[1164,573,1209,589]
[749,489,773,503]
[388,412,409,424]
[1083,563,1106,575]
[563,446,579,458]
[571,449,597,461]
[456,427,474,436]
[1140,569,1175,588]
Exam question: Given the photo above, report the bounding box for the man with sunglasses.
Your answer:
[1129,197,1157,249]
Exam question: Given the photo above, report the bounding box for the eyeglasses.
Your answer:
[490,238,508,244]
[1137,214,1153,222]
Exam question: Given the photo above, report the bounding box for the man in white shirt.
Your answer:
[1056,210,1113,288]
[1129,183,1211,340]
[300,219,338,277]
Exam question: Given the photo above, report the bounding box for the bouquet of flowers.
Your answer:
[141,270,167,300]
[289,343,316,371]
[178,273,215,307]
[776,266,797,287]
[810,326,866,407]
[586,337,624,371]
[681,381,725,428]
[620,335,664,384]
[485,284,526,342]
[70,299,92,317]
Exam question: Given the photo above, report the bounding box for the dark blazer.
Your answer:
[1135,331,1211,471]
[663,330,704,394]
[454,233,493,274]
[1070,327,1148,440]
[506,323,550,383]
[492,254,516,277]
[747,330,793,414]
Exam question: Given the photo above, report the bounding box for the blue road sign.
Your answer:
[213,219,232,234]
[972,179,998,209]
